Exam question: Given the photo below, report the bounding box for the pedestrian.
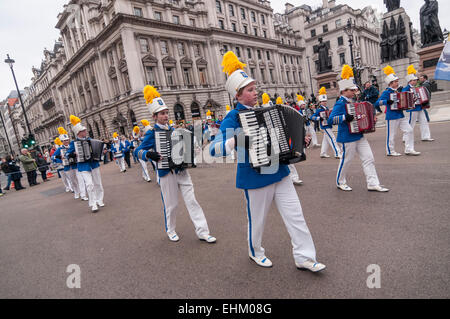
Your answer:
[19,148,39,187]
[135,85,216,243]
[298,96,320,148]
[328,65,389,193]
[419,74,432,122]
[5,155,25,191]
[210,51,325,272]
[36,153,49,182]
[362,81,381,115]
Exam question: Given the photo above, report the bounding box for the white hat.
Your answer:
[383,66,399,85]
[296,94,306,106]
[318,87,328,102]
[70,115,86,136]
[338,65,358,91]
[143,86,168,115]
[222,51,255,97]
[405,65,419,83]
[57,127,70,141]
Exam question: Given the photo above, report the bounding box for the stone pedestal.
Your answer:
[314,71,338,99]
[418,42,445,80]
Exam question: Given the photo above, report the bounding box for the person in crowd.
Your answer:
[5,155,25,191]
[362,81,381,115]
[19,148,39,187]
[36,153,49,182]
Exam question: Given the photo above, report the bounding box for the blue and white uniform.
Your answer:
[209,102,318,265]
[328,96,381,188]
[375,87,415,155]
[110,140,126,172]
[134,123,211,239]
[53,145,81,198]
[299,108,319,146]
[310,104,341,158]
[403,84,432,141]
[51,146,73,193]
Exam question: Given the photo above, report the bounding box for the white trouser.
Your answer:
[305,125,318,146]
[244,176,317,264]
[61,170,73,192]
[288,164,300,181]
[115,157,126,172]
[386,117,414,154]
[337,137,380,188]
[404,111,431,140]
[159,170,210,237]
[321,128,341,157]
[66,169,80,197]
[139,159,151,181]
[76,170,87,198]
[79,168,104,207]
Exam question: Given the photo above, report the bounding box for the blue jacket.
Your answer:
[311,104,332,130]
[66,139,100,172]
[375,87,404,120]
[328,96,363,143]
[53,146,77,171]
[110,141,125,158]
[403,84,422,112]
[209,102,290,190]
[134,124,183,178]
[124,140,131,152]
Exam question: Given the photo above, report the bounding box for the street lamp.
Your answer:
[4,54,33,140]
[344,19,356,68]
[306,56,314,97]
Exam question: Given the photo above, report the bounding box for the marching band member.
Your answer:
[110,132,126,173]
[297,95,319,148]
[66,115,105,213]
[210,51,325,272]
[375,66,421,156]
[135,85,216,244]
[328,65,389,192]
[402,65,434,142]
[52,137,73,194]
[310,87,342,159]
[53,127,82,199]
[133,125,151,182]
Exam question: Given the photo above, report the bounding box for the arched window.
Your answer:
[87,123,94,138]
[94,121,100,138]
[174,104,185,121]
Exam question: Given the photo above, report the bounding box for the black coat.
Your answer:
[7,161,22,180]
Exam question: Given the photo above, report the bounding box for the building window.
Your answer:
[247,48,252,59]
[229,4,234,16]
[241,8,246,20]
[335,19,342,28]
[338,36,344,46]
[263,30,267,38]
[253,28,258,36]
[154,11,162,21]
[261,14,266,25]
[166,68,175,85]
[199,68,207,85]
[161,41,168,54]
[145,66,156,85]
[257,50,262,60]
[311,29,316,37]
[223,44,229,52]
[323,24,328,33]
[236,47,241,58]
[216,1,222,14]
[283,55,287,64]
[251,11,256,23]
[194,44,201,57]
[250,68,255,79]
[290,56,293,64]
[189,18,196,27]
[139,38,149,53]
[232,22,237,32]
[298,72,302,82]
[219,19,225,30]
[133,7,143,17]
[266,51,271,60]
[339,53,346,65]
[178,42,185,56]
[286,71,290,83]
[173,15,180,24]
[243,25,248,34]
[183,68,192,85]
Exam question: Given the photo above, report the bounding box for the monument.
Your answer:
[313,38,338,99]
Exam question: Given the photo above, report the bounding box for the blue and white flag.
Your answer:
[435,37,450,81]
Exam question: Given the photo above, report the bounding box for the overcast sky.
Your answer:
[0,0,449,101]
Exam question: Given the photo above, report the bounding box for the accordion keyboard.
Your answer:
[346,103,360,133]
[239,111,270,167]
[155,131,171,170]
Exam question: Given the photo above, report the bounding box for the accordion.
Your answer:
[60,148,70,166]
[319,109,332,127]
[155,129,195,170]
[345,102,376,134]
[238,105,306,170]
[411,87,430,108]
[74,139,104,163]
[389,92,415,111]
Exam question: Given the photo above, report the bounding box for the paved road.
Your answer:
[0,122,449,299]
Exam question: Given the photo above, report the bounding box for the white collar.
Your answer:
[156,123,169,130]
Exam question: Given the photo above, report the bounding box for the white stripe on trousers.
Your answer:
[336,137,380,187]
[321,128,341,157]
[244,176,317,264]
[159,170,210,237]
[79,168,104,207]
[386,117,414,154]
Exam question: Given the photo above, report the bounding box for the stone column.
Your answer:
[152,37,168,89]
[188,41,200,86]
[121,28,145,93]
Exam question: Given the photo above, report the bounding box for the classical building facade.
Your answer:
[20,0,382,148]
[0,91,26,156]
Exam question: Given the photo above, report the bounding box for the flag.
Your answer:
[434,37,450,81]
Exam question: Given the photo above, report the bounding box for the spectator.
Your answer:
[50,144,57,157]
[19,148,39,187]
[122,135,132,168]
[36,153,49,182]
[362,81,381,114]
[419,75,432,122]
[5,155,25,191]
[1,157,12,190]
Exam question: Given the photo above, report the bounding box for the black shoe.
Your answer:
[4,187,10,191]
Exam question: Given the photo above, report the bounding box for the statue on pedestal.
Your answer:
[388,17,399,61]
[314,38,332,73]
[420,0,443,47]
[384,0,400,12]
[380,21,390,63]
[397,16,408,59]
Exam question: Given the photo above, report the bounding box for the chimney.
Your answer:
[322,0,328,8]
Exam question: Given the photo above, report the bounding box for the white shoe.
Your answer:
[74,194,80,199]
[81,197,89,201]
[91,204,99,213]
[337,184,352,191]
[405,150,421,156]
[387,151,402,157]
[422,138,434,142]
[320,154,330,158]
[199,234,217,243]
[292,179,303,185]
[97,201,105,207]
[296,260,326,273]
[368,185,390,192]
[167,232,180,242]
[65,188,71,193]
[249,255,273,268]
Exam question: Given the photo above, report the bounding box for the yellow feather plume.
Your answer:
[141,119,150,127]
[133,126,140,134]
[113,132,118,138]
[54,137,62,146]
[319,87,327,95]
[226,105,231,111]
[341,65,354,80]
[383,65,396,76]
[70,115,81,126]
[169,120,174,125]
[58,127,68,135]
[297,94,304,102]
[262,93,270,105]
[407,65,417,75]
[143,85,160,104]
[276,97,283,105]
[221,51,247,76]
[206,110,212,116]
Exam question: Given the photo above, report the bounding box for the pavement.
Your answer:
[0,121,449,299]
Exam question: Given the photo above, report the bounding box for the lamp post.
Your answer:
[0,106,14,156]
[4,54,33,138]
[306,56,314,97]
[344,19,363,88]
